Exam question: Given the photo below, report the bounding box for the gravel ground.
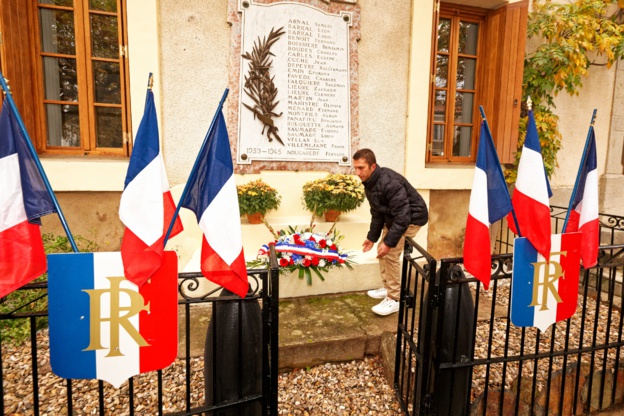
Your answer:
[277,357,402,415]
[467,279,624,404]
[2,331,401,416]
[3,278,621,415]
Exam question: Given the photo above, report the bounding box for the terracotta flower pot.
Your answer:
[324,209,341,222]
[246,212,264,224]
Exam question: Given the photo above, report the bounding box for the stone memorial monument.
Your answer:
[227,0,360,173]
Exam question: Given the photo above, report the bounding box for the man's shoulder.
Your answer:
[378,167,407,184]
[379,166,400,178]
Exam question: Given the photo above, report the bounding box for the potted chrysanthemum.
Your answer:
[237,179,281,224]
[301,173,365,221]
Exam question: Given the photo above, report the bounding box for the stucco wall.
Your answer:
[158,0,412,183]
[549,65,614,190]
[601,59,624,216]
[357,0,411,173]
[40,192,124,252]
[427,190,470,259]
[158,0,231,185]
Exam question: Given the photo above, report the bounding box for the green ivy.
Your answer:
[505,0,624,183]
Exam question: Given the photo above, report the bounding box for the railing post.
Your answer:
[418,257,438,415]
[269,245,280,416]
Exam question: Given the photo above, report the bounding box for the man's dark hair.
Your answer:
[353,148,376,166]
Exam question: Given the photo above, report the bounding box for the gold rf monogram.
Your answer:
[529,251,567,311]
[83,276,150,357]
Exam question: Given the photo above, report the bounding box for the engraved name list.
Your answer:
[238,2,351,165]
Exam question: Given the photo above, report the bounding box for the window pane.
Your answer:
[438,19,451,53]
[46,104,80,147]
[436,55,448,88]
[90,0,117,12]
[90,14,119,58]
[95,107,122,148]
[459,21,479,55]
[40,9,76,55]
[432,125,445,156]
[42,57,78,101]
[454,92,474,123]
[434,90,446,122]
[453,126,472,157]
[93,61,121,103]
[39,0,73,5]
[457,58,477,90]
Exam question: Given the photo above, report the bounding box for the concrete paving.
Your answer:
[278,292,398,371]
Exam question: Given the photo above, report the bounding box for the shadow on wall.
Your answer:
[40,191,124,252]
[427,190,471,259]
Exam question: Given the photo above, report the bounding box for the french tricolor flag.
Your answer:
[508,109,552,259]
[464,121,512,290]
[0,98,56,298]
[565,127,599,268]
[180,111,248,298]
[119,88,183,287]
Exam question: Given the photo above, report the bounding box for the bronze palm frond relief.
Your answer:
[242,26,285,146]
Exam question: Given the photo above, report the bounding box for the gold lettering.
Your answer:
[529,251,567,311]
[83,276,150,357]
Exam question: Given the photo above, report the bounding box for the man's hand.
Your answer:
[377,242,390,258]
[362,239,374,253]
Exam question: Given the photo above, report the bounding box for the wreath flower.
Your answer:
[247,222,355,285]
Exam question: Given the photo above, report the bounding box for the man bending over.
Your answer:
[353,149,429,316]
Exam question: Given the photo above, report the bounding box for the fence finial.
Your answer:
[1,77,9,95]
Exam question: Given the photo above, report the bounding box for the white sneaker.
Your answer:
[367,287,387,299]
[372,297,400,316]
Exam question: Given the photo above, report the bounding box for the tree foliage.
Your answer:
[506,0,624,183]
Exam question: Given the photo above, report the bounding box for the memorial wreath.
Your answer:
[246,220,355,285]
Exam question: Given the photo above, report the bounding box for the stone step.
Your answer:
[180,292,399,373]
[277,292,398,371]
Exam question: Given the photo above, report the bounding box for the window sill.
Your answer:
[41,157,129,192]
[424,162,476,168]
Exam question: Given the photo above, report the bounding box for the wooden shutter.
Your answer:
[480,0,528,164]
[0,0,40,144]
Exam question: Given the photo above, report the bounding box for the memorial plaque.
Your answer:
[237,0,352,165]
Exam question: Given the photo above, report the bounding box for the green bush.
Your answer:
[0,233,98,345]
[237,179,282,216]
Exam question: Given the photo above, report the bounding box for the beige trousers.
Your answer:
[378,224,421,301]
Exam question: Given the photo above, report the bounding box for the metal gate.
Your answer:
[0,256,279,415]
[395,207,624,415]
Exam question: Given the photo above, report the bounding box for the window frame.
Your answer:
[427,4,486,165]
[31,0,132,157]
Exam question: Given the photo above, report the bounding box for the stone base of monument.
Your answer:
[168,178,428,298]
[171,209,385,298]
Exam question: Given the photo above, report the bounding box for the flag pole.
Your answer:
[562,109,597,233]
[0,73,79,252]
[478,105,523,237]
[163,88,230,246]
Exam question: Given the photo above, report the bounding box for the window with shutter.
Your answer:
[427,1,528,165]
[0,0,40,140]
[0,0,132,157]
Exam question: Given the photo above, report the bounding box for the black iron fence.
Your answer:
[395,207,624,415]
[495,205,624,255]
[0,257,279,415]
